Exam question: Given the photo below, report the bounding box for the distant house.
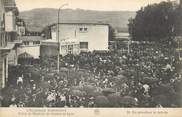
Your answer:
[43,23,110,56]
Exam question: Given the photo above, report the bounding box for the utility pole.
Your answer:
[57,3,68,74]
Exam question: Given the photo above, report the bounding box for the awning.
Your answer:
[60,38,80,45]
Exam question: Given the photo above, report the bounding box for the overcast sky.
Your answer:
[16,0,170,11]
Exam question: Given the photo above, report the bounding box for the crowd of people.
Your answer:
[0,42,181,107]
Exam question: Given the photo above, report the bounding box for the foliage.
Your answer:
[128,1,182,42]
[174,5,182,36]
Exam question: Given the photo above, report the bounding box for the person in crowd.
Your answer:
[1,42,181,108]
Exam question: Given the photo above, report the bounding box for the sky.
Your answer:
[15,0,170,11]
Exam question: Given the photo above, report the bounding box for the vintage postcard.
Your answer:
[0,0,182,117]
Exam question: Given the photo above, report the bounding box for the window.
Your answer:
[80,42,88,49]
[79,27,88,32]
[23,41,29,45]
[84,28,87,31]
[79,28,83,32]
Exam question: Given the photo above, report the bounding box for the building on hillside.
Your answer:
[43,23,110,56]
[0,0,22,89]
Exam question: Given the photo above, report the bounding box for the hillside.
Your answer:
[20,8,136,32]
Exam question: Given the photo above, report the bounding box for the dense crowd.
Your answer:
[0,42,181,107]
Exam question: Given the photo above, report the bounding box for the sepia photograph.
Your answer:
[0,0,182,110]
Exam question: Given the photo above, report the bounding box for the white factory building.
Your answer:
[46,23,110,56]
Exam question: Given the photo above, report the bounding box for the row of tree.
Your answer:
[128,1,182,42]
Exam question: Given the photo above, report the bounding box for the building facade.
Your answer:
[0,0,9,89]
[46,23,110,56]
[0,0,22,89]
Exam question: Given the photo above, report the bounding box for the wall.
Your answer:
[0,53,8,89]
[17,45,40,59]
[5,11,16,32]
[51,24,109,52]
[8,49,18,65]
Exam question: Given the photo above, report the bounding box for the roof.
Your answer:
[41,39,58,46]
[48,22,110,28]
[18,52,33,59]
[18,36,43,41]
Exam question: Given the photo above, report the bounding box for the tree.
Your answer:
[128,2,177,42]
[174,5,182,36]
[109,25,115,41]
